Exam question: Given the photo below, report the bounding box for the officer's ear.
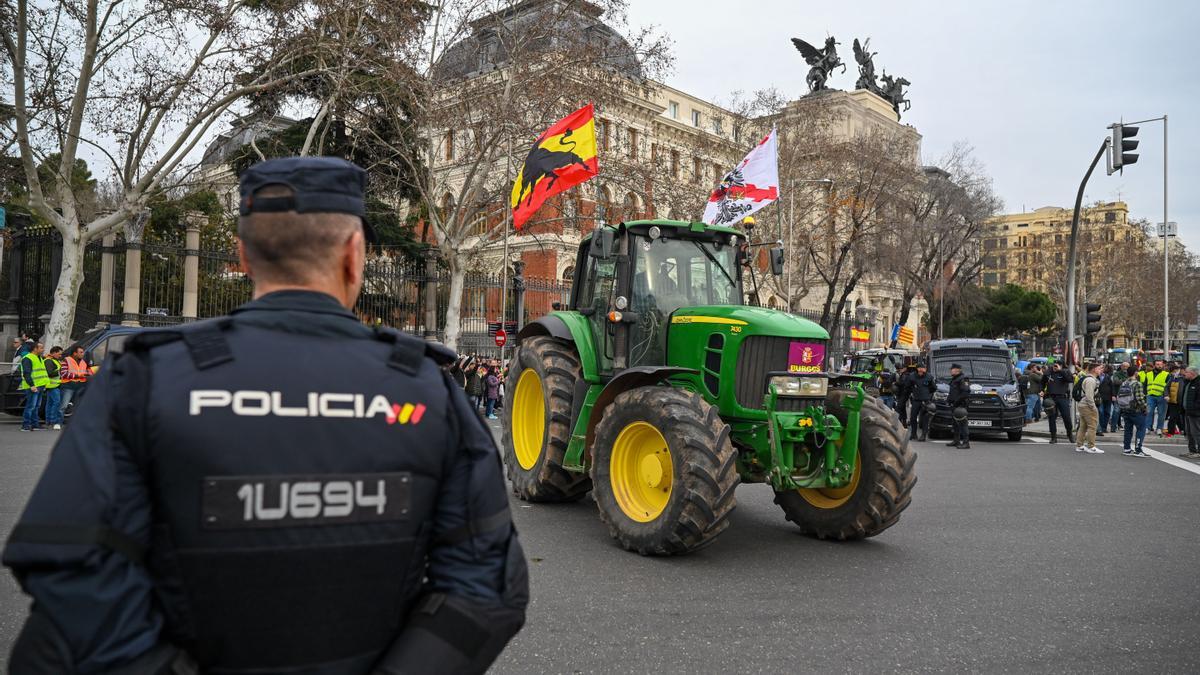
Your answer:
[236,238,255,281]
[340,226,366,305]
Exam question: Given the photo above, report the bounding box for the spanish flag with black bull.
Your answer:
[511,103,598,230]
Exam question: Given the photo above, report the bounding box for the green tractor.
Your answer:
[502,220,916,555]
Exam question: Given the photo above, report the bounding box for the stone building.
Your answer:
[980,202,1140,293]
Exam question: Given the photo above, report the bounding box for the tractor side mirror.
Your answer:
[769,247,785,276]
[589,229,615,259]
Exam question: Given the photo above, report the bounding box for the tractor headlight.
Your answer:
[768,375,827,398]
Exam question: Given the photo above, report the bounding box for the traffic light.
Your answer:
[1108,123,1139,174]
[1085,303,1102,335]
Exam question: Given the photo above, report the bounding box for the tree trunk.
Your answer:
[44,231,88,348]
[441,252,465,352]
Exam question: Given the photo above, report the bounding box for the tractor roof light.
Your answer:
[648,225,662,239]
[614,295,628,310]
[608,310,623,323]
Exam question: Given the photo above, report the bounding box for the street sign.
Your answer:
[1156,222,1178,237]
[146,307,169,317]
[495,329,507,347]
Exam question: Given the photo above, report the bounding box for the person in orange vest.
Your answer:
[58,344,90,419]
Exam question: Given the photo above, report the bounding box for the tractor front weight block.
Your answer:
[763,382,864,492]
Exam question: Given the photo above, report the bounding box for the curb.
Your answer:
[1023,428,1190,445]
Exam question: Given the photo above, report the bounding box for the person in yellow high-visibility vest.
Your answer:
[42,345,64,430]
[17,342,48,432]
[1139,359,1170,436]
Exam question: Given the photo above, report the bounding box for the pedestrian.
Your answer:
[946,363,971,449]
[42,346,65,430]
[1140,359,1169,436]
[448,355,467,388]
[465,357,484,410]
[1021,364,1044,424]
[1042,361,1075,445]
[907,362,936,441]
[1097,364,1116,435]
[1118,363,1151,457]
[2,157,527,673]
[1165,364,1184,437]
[1074,362,1104,454]
[896,362,917,428]
[1176,367,1200,459]
[17,341,47,432]
[1109,363,1126,430]
[874,361,897,411]
[57,344,91,418]
[485,365,502,419]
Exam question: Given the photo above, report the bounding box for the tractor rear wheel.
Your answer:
[774,389,917,540]
[591,386,738,555]
[502,336,591,502]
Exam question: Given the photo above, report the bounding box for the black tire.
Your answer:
[1007,429,1023,442]
[774,389,917,540]
[502,336,591,502]
[591,386,738,555]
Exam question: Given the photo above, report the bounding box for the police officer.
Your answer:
[907,362,936,442]
[946,363,972,449]
[3,157,528,674]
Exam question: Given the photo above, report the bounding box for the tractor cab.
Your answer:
[569,221,751,373]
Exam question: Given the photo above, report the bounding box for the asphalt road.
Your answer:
[2,416,1198,673]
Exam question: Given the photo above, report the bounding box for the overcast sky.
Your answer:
[626,0,1198,247]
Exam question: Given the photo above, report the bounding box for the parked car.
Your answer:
[3,325,142,417]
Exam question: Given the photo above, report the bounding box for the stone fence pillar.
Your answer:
[423,249,439,341]
[120,211,149,327]
[182,212,203,321]
[98,232,116,321]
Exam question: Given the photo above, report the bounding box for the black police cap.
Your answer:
[239,157,367,218]
[950,363,963,370]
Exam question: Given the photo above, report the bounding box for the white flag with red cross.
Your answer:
[702,127,780,226]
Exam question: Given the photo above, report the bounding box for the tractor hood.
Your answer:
[669,305,829,340]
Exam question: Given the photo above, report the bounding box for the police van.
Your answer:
[925,338,1025,441]
[3,325,141,417]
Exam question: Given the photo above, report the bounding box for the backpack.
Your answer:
[1071,377,1085,402]
[1116,379,1137,411]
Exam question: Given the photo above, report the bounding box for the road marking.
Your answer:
[1026,437,1049,444]
[1139,446,1200,477]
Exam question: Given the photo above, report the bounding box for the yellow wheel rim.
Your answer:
[512,369,546,471]
[610,421,673,522]
[798,451,862,509]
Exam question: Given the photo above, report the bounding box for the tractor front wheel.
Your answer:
[502,336,591,502]
[591,386,738,555]
[774,389,917,540]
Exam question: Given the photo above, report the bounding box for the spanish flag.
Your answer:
[511,103,599,230]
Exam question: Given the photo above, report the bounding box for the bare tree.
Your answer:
[385,0,671,350]
[0,0,351,346]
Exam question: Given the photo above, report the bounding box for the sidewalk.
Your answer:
[1022,415,1190,446]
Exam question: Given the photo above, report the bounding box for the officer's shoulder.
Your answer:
[371,326,457,367]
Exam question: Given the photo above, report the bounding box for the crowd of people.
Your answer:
[1019,358,1200,459]
[449,354,506,419]
[10,335,92,433]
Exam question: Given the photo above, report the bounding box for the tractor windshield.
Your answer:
[632,235,740,315]
[629,234,740,366]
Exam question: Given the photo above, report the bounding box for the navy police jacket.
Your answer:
[3,291,527,673]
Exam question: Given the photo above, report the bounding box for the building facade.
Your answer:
[980,202,1140,292]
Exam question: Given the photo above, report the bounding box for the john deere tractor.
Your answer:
[502,220,916,555]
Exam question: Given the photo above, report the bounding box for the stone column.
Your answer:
[512,260,526,332]
[182,212,203,322]
[98,232,116,322]
[120,211,149,327]
[423,250,439,341]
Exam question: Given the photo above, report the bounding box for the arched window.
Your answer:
[439,193,455,225]
[598,185,613,224]
[623,191,639,220]
[561,265,575,283]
